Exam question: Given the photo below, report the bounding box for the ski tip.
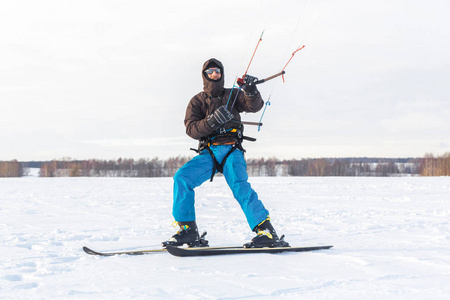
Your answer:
[82,246,97,255]
[83,246,112,256]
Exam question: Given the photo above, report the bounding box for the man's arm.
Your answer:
[235,89,264,113]
[184,96,215,140]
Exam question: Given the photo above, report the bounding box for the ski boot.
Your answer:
[244,218,290,248]
[162,221,209,248]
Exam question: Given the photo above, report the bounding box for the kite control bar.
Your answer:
[237,71,285,87]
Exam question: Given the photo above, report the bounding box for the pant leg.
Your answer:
[222,148,269,230]
[172,150,214,222]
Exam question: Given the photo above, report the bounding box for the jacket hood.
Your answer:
[202,58,225,97]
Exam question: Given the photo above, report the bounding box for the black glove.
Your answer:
[242,82,258,97]
[241,75,259,97]
[206,105,234,130]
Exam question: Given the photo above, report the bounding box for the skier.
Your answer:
[162,58,288,248]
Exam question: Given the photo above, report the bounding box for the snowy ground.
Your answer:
[1,176,449,299]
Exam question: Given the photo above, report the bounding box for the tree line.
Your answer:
[0,160,23,177]
[37,157,191,178]
[419,153,450,176]
[3,153,448,178]
[246,157,420,177]
[31,157,421,177]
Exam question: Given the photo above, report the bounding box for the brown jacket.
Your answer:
[185,58,264,141]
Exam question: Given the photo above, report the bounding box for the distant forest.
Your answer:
[1,153,449,177]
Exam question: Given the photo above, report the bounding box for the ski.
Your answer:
[165,245,333,257]
[82,245,238,256]
[82,246,167,256]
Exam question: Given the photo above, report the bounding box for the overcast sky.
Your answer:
[1,0,449,161]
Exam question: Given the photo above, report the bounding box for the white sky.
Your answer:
[1,0,449,161]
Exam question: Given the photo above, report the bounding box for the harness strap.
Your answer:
[205,145,237,182]
[190,125,256,182]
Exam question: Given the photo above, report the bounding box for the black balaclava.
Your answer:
[202,58,225,97]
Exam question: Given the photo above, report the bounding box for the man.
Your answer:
[162,58,288,248]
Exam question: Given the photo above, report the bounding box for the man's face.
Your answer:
[205,68,221,80]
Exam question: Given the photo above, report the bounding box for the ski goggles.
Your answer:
[204,68,221,74]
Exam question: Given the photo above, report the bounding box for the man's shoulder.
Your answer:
[190,91,208,103]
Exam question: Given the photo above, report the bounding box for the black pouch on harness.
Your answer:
[190,124,256,181]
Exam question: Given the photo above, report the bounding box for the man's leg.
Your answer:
[222,148,269,230]
[172,151,214,222]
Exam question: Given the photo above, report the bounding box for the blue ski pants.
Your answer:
[173,145,269,230]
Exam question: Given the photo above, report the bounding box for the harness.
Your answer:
[190,124,256,182]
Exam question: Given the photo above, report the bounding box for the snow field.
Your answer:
[1,176,449,299]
